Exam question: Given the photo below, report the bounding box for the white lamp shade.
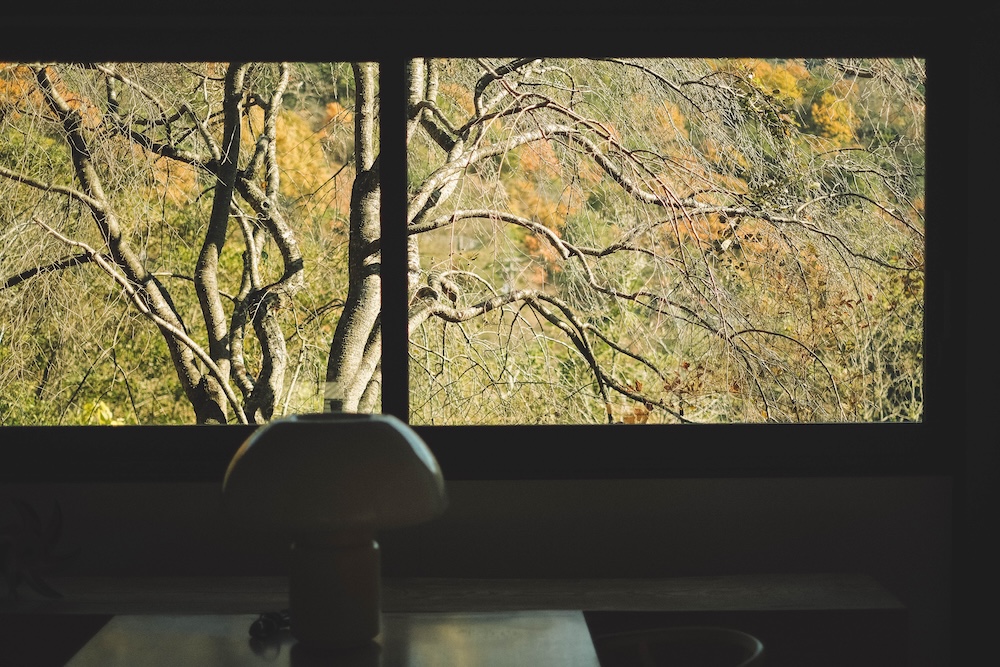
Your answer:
[222,413,447,536]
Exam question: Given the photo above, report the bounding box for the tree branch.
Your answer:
[31,63,216,421]
[1,253,95,291]
[32,219,248,424]
[0,165,105,213]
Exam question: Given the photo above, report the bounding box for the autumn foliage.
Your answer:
[1,58,925,426]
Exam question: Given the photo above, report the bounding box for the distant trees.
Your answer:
[1,62,353,424]
[404,58,924,424]
[0,58,925,425]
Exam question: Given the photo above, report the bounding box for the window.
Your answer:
[404,57,925,426]
[1,62,361,425]
[0,9,966,481]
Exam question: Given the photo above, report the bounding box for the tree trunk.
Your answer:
[325,62,382,412]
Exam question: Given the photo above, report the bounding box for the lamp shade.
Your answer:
[222,412,447,536]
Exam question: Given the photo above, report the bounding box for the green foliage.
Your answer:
[0,62,352,425]
[407,57,924,424]
[1,58,925,427]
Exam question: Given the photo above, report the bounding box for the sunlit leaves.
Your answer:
[0,62,352,424]
[810,89,858,144]
[1,57,925,426]
[406,57,924,424]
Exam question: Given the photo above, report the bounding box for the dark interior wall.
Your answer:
[1,476,951,666]
[958,13,1000,667]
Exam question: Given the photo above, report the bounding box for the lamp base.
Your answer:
[288,536,381,646]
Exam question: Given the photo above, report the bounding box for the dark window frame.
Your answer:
[0,9,966,483]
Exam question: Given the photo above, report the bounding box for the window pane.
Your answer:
[0,62,378,424]
[405,58,925,425]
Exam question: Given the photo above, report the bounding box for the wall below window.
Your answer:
[1,476,950,666]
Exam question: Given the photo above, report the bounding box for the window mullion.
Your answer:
[379,57,410,421]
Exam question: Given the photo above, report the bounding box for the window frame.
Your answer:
[0,9,966,483]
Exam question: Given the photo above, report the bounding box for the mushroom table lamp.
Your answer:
[222,412,447,647]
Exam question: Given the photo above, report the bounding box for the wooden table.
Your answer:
[1,574,906,666]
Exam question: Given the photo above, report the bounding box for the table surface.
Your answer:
[0,574,904,667]
[62,611,602,667]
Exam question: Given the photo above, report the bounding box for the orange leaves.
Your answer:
[661,360,706,406]
[508,182,566,253]
[621,404,650,424]
[665,212,777,259]
[149,159,199,205]
[0,63,37,118]
[437,81,475,117]
[663,213,728,249]
[609,396,652,424]
[575,150,604,186]
[516,140,562,179]
[323,100,353,126]
[1,63,100,129]
[504,144,580,282]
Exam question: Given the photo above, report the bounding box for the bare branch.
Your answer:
[2,253,94,291]
[0,164,105,213]
[32,219,248,424]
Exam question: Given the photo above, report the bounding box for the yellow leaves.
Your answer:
[748,59,806,104]
[239,106,265,147]
[80,400,127,426]
[233,102,354,223]
[810,90,857,144]
[275,109,350,210]
[780,61,810,83]
[711,58,806,103]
